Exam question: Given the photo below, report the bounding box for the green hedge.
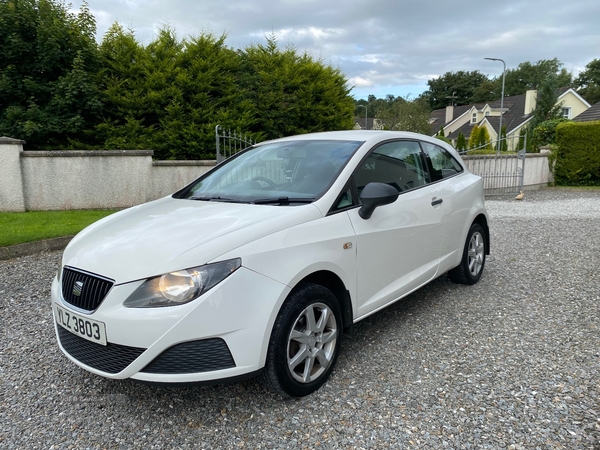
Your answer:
[552,121,600,185]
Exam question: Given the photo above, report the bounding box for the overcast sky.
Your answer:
[70,0,600,100]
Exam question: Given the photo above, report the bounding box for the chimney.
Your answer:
[445,105,454,123]
[524,90,537,115]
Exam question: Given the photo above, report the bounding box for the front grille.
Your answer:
[57,326,146,374]
[141,339,236,374]
[61,267,114,312]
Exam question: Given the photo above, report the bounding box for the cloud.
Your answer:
[69,0,600,99]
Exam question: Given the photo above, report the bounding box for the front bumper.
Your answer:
[51,266,290,383]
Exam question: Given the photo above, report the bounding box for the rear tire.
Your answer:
[260,282,342,397]
[449,223,486,285]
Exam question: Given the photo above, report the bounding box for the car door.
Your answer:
[345,140,447,319]
[420,141,472,270]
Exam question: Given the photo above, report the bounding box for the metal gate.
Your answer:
[458,135,526,195]
[215,125,258,163]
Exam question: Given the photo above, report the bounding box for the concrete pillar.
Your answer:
[0,136,27,211]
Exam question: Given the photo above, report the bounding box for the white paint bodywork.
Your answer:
[51,130,488,383]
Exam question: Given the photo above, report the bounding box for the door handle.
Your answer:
[431,198,443,206]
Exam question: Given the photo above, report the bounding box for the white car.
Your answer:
[51,130,489,397]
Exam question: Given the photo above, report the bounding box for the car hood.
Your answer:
[62,196,323,284]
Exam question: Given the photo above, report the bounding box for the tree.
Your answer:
[527,73,563,151]
[424,70,489,109]
[470,79,501,104]
[575,59,600,105]
[468,124,480,150]
[477,126,492,150]
[518,128,527,151]
[154,30,251,159]
[499,125,508,152]
[376,96,431,134]
[438,125,445,137]
[0,0,101,148]
[500,59,573,97]
[354,96,388,121]
[95,30,354,159]
[456,131,467,151]
[97,26,249,158]
[239,36,355,140]
[95,23,155,151]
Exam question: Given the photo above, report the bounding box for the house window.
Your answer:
[561,107,571,119]
[485,111,490,116]
[471,113,477,123]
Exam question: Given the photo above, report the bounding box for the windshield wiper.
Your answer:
[189,196,250,203]
[252,197,315,205]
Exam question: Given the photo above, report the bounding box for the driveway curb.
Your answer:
[0,236,73,261]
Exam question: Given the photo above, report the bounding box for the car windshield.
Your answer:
[178,140,363,204]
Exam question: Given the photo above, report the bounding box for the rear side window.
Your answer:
[422,142,463,182]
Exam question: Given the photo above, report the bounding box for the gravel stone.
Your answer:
[1,187,599,449]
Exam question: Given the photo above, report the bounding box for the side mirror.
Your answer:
[358,182,399,219]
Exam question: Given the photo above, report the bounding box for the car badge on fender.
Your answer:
[72,281,84,297]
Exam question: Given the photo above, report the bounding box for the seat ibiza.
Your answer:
[51,130,489,397]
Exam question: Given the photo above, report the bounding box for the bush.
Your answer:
[532,118,569,150]
[552,121,600,185]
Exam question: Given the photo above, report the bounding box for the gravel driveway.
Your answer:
[1,188,599,449]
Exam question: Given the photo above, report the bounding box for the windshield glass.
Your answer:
[179,140,363,204]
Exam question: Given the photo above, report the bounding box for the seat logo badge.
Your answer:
[73,281,84,297]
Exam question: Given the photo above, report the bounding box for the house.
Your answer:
[572,100,600,122]
[353,117,384,130]
[430,88,591,150]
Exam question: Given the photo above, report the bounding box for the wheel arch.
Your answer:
[295,270,354,333]
[472,213,490,255]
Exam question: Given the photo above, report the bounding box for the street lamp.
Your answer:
[357,104,368,130]
[484,57,506,153]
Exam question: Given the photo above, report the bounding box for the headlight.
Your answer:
[57,260,63,283]
[123,258,241,308]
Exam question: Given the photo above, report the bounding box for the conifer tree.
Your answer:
[499,125,508,152]
[468,124,480,150]
[456,131,467,151]
[477,126,492,150]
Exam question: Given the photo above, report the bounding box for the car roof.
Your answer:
[259,130,459,150]
[257,130,461,160]
[262,130,424,143]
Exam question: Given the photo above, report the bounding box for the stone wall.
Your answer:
[0,138,553,211]
[0,138,214,211]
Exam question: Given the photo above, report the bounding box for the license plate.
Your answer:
[53,303,107,346]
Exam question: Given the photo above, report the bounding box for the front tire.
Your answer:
[449,223,486,285]
[261,283,342,397]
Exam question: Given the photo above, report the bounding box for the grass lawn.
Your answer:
[0,210,119,247]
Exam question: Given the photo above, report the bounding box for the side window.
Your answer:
[331,182,355,212]
[422,142,464,182]
[354,141,428,196]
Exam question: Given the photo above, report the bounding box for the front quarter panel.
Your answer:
[218,210,357,315]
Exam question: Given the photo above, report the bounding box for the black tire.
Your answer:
[449,223,486,285]
[260,282,342,397]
